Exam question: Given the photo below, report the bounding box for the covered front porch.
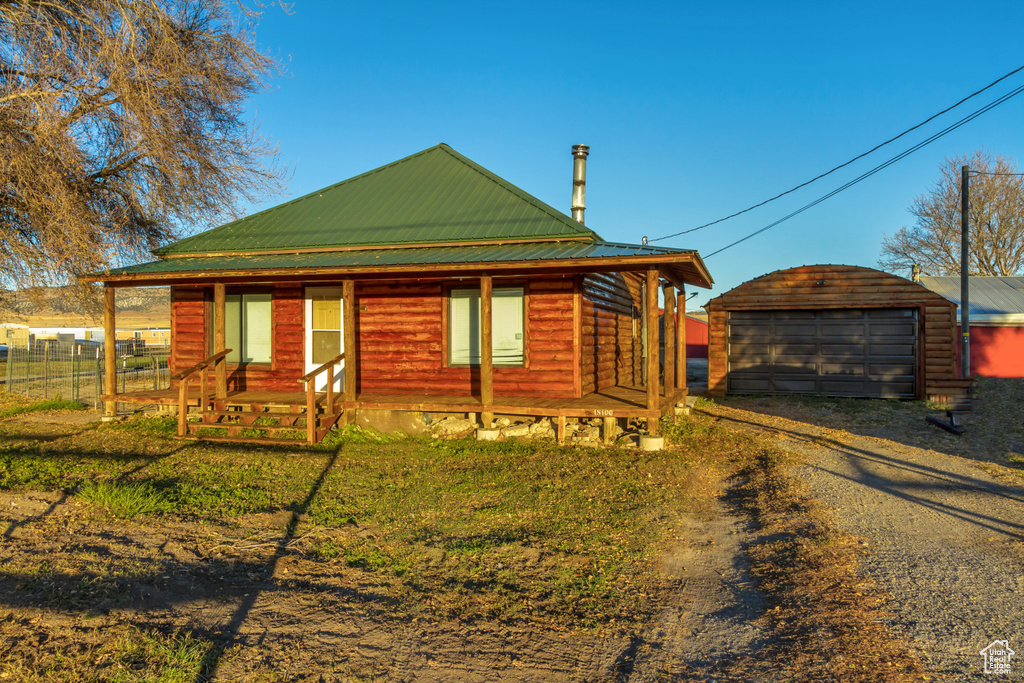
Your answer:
[101,267,692,445]
[106,380,690,444]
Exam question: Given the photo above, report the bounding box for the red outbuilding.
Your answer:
[919,276,1024,378]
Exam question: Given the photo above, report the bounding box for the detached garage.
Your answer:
[706,265,970,401]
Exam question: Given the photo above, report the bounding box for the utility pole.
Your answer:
[960,165,970,378]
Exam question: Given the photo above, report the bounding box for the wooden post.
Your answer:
[103,285,117,419]
[306,379,316,445]
[573,276,582,398]
[343,279,356,425]
[177,377,188,437]
[43,341,49,399]
[327,366,335,415]
[677,284,686,390]
[557,415,566,443]
[603,416,616,445]
[645,268,660,435]
[199,366,209,417]
[214,283,227,401]
[480,275,493,428]
[664,284,676,398]
[5,344,14,391]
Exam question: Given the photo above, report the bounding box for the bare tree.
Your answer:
[0,0,285,302]
[880,150,1024,277]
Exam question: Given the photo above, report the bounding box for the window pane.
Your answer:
[312,330,341,364]
[493,289,524,365]
[312,296,340,330]
[448,287,523,365]
[225,295,241,363]
[449,289,479,365]
[242,294,271,363]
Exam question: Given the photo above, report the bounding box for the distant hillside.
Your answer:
[0,286,170,328]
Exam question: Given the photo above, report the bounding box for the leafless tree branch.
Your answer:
[0,0,286,309]
[879,150,1024,277]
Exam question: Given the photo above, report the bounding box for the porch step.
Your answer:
[179,393,343,445]
[183,435,308,446]
[199,411,308,427]
[189,422,309,436]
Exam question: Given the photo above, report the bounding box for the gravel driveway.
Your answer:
[709,391,1024,681]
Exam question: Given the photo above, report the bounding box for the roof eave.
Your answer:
[87,252,714,289]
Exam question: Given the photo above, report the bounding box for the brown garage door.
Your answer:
[727,308,918,398]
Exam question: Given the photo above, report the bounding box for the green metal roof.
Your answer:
[98,241,714,289]
[156,144,598,256]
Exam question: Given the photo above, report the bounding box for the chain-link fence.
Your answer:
[1,341,170,408]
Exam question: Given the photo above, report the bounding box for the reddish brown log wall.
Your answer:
[706,265,969,401]
[171,284,304,392]
[580,272,644,394]
[171,277,577,399]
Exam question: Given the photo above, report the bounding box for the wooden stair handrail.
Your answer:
[297,353,346,384]
[171,349,232,381]
[298,352,346,445]
[175,349,231,438]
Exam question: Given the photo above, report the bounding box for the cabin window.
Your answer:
[448,287,524,366]
[211,292,272,363]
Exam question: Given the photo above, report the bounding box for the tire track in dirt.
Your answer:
[622,504,769,681]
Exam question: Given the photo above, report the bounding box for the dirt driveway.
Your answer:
[707,378,1024,681]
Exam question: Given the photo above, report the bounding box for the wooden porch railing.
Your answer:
[171,349,231,437]
[297,352,345,445]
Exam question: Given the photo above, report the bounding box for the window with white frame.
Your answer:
[211,292,272,363]
[448,287,524,366]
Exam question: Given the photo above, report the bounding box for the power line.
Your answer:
[650,62,1024,243]
[970,170,1024,176]
[703,82,1024,259]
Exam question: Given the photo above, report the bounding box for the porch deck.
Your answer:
[105,384,688,421]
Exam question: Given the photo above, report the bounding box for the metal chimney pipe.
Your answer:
[571,144,589,224]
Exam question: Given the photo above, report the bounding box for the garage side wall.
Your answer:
[706,265,968,401]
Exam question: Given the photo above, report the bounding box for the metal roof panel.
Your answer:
[156,144,598,255]
[93,241,713,288]
[918,276,1024,322]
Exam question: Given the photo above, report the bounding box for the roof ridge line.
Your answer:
[432,144,600,241]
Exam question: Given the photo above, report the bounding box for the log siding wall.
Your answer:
[580,272,644,394]
[171,277,578,399]
[171,284,304,393]
[706,265,968,401]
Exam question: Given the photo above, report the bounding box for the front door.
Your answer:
[304,287,344,392]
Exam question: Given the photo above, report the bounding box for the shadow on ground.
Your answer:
[708,377,1024,472]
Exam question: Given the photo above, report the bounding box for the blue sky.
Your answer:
[239,1,1024,309]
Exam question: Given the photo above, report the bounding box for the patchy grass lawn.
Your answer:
[0,407,761,680]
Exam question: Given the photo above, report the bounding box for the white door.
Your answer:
[304,287,345,392]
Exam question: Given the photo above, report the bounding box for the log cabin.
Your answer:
[88,144,713,444]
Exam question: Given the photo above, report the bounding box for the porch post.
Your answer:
[480,275,494,428]
[572,275,582,399]
[343,279,357,425]
[677,284,686,390]
[103,285,117,420]
[214,283,226,401]
[646,268,660,435]
[664,284,675,398]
